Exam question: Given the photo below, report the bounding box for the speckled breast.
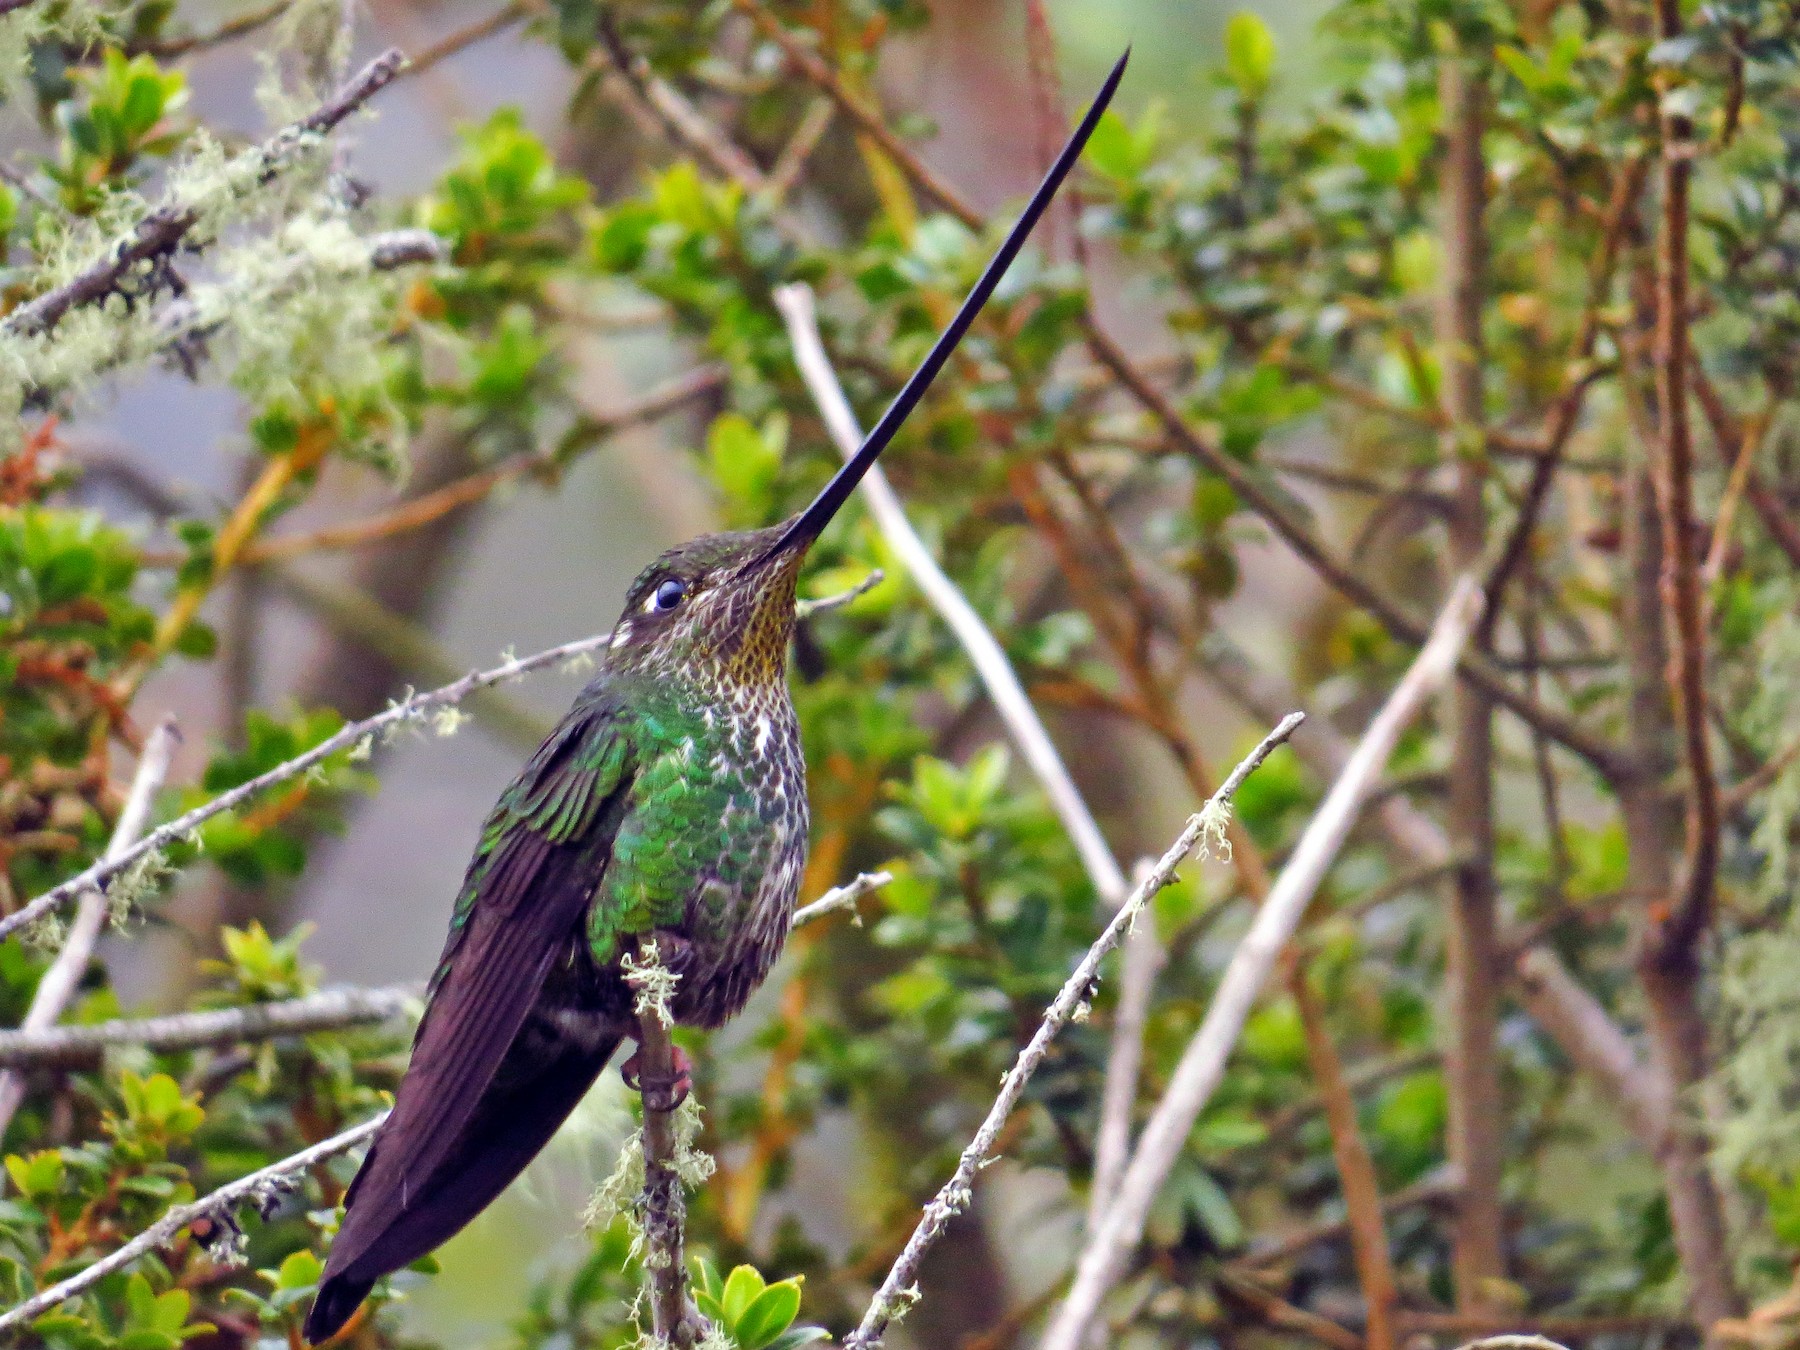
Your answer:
[599,680,809,1029]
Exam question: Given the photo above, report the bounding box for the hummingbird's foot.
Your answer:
[620,1044,694,1113]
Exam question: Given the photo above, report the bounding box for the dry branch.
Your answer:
[0,630,610,944]
[842,712,1304,1349]
[0,985,419,1068]
[0,720,180,1136]
[1042,578,1485,1350]
[0,1114,386,1333]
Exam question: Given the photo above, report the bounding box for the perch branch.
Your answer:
[628,939,711,1348]
[842,712,1303,1349]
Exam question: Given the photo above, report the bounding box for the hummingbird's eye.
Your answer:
[648,578,687,613]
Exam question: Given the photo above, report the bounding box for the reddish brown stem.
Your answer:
[1436,45,1506,1308]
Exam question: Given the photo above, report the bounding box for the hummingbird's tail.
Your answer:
[304,1029,624,1345]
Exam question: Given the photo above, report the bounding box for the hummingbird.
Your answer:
[303,52,1126,1344]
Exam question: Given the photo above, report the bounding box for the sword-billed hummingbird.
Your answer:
[305,52,1127,1343]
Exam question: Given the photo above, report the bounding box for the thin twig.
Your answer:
[1089,860,1161,1235]
[0,720,180,1137]
[0,1114,385,1333]
[400,0,524,79]
[0,985,419,1067]
[137,366,724,569]
[791,870,891,927]
[1289,959,1399,1350]
[1042,578,1486,1350]
[842,713,1303,1349]
[136,0,294,57]
[1,48,405,339]
[1237,1171,1461,1269]
[766,98,834,203]
[1648,0,1719,973]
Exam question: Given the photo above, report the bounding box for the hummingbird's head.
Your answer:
[603,46,1128,695]
[604,523,808,690]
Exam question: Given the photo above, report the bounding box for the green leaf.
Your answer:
[720,1264,766,1325]
[1223,12,1276,97]
[732,1279,803,1349]
[172,621,217,660]
[276,1248,323,1291]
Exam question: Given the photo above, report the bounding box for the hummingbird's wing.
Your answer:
[307,690,636,1341]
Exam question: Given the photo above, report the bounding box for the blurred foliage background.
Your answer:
[3,0,1800,1348]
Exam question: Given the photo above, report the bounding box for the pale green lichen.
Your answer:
[872,1282,922,1329]
[107,845,175,928]
[432,706,470,739]
[0,78,408,463]
[1194,796,1233,864]
[622,941,683,1026]
[584,1127,647,1236]
[19,912,65,954]
[581,1097,715,1257]
[0,0,113,104]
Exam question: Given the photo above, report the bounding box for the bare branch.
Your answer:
[0,1114,385,1333]
[628,939,712,1348]
[791,870,890,927]
[1238,1171,1460,1269]
[1043,579,1485,1350]
[0,720,181,1136]
[1089,861,1162,1235]
[400,1,525,79]
[843,713,1304,1349]
[0,985,419,1068]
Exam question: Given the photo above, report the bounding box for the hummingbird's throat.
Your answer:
[718,548,806,687]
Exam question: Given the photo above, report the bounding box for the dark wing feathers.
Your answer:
[313,693,634,1331]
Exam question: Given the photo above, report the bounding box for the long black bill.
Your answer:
[767,47,1130,557]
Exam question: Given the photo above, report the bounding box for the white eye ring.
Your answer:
[647,578,687,613]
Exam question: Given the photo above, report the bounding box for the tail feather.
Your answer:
[304,1032,621,1345]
